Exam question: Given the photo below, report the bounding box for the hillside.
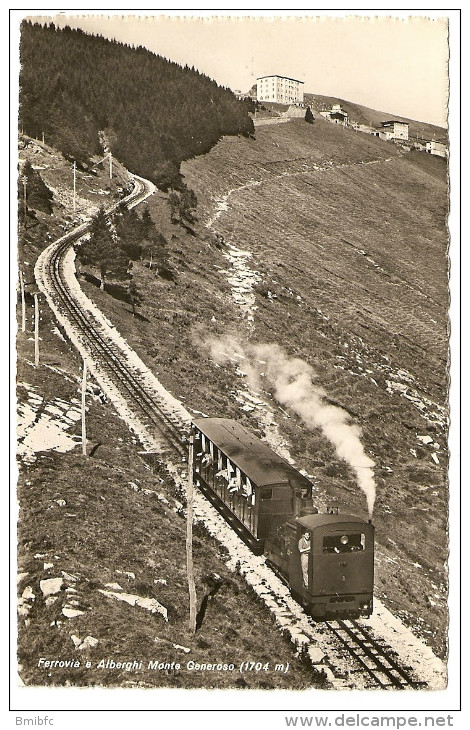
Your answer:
[179,116,448,656]
[304,93,447,141]
[16,111,449,685]
[19,22,254,189]
[16,137,325,689]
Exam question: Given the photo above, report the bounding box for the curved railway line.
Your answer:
[32,172,429,690]
[35,175,188,458]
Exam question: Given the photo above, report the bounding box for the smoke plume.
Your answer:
[204,334,376,517]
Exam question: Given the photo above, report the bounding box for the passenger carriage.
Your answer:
[192,417,313,553]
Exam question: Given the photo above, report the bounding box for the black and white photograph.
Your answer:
[10,6,462,726]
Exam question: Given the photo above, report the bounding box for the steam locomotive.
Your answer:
[192,417,374,619]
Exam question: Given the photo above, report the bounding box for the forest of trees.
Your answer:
[19,21,254,189]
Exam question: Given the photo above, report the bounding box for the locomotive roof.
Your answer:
[296,513,372,530]
[192,417,313,490]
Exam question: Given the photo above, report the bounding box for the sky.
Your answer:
[20,9,451,128]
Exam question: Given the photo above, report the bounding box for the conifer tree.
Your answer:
[114,207,145,260]
[305,106,315,124]
[20,160,53,214]
[78,207,129,289]
[168,188,198,225]
[140,207,154,238]
[127,280,143,316]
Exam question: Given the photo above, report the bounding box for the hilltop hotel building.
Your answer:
[256,75,304,105]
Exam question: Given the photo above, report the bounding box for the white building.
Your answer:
[256,75,304,105]
[426,140,448,158]
[320,103,349,125]
[379,120,409,141]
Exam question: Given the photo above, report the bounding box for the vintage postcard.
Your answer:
[11,7,461,726]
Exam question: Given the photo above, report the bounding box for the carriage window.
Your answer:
[323,533,365,553]
[260,487,273,500]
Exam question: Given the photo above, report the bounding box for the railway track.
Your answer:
[32,171,432,690]
[324,619,426,689]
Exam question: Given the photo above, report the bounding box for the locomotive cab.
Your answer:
[286,513,374,619]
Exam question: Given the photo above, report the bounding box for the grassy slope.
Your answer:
[183,118,448,382]
[70,117,448,658]
[63,117,448,658]
[180,117,449,656]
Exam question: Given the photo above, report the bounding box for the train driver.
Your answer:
[298,532,311,587]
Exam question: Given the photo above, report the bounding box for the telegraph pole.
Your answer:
[34,293,39,367]
[21,175,27,226]
[109,152,113,179]
[186,429,197,633]
[73,161,77,211]
[19,270,26,332]
[81,360,87,456]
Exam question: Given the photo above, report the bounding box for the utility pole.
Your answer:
[19,270,26,332]
[42,131,45,144]
[73,161,77,211]
[186,429,197,633]
[21,175,27,227]
[34,293,39,367]
[109,152,113,180]
[81,360,87,456]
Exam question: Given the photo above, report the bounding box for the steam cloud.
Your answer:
[204,334,376,517]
